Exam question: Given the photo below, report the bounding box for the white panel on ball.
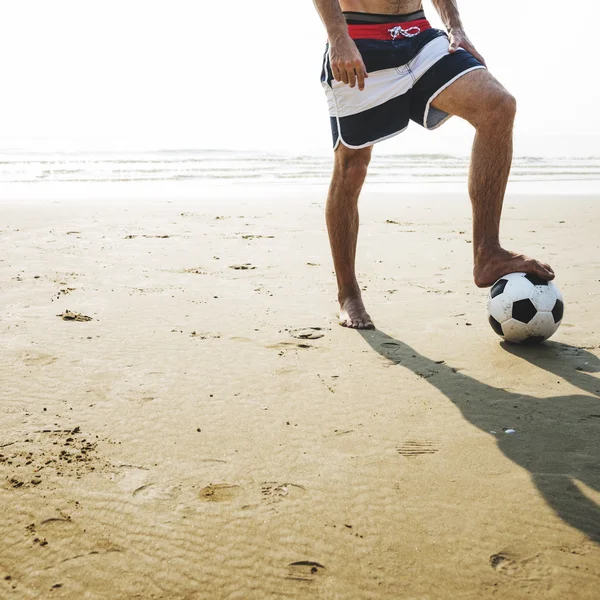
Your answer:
[530,285,557,312]
[488,294,513,324]
[503,273,535,302]
[501,318,531,343]
[527,311,559,339]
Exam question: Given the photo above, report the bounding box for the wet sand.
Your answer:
[1,187,599,598]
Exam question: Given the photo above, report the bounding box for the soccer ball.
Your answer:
[487,272,564,344]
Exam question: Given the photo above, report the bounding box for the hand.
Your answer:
[448,29,486,67]
[329,34,368,90]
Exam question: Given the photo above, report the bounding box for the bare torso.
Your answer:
[338,0,423,14]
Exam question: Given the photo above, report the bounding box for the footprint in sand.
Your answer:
[286,561,326,582]
[132,483,179,501]
[57,310,92,322]
[113,465,150,493]
[199,483,241,502]
[266,327,328,352]
[289,327,326,340]
[396,440,440,457]
[490,550,547,580]
[490,552,514,571]
[19,351,58,366]
[261,482,306,504]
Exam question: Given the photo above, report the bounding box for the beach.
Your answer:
[1,176,599,598]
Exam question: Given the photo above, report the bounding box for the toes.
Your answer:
[340,317,358,328]
[338,303,374,329]
[534,261,555,280]
[357,319,375,330]
[543,269,555,280]
[338,316,374,329]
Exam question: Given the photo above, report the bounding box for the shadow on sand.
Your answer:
[358,329,600,543]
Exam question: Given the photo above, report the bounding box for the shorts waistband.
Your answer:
[347,18,432,41]
[343,10,426,24]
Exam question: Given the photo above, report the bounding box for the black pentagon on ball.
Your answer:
[488,315,504,336]
[512,298,537,323]
[522,335,547,345]
[552,299,564,323]
[524,273,549,286]
[490,278,508,299]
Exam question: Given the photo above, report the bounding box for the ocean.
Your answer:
[1,150,599,195]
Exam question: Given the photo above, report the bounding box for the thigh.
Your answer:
[430,68,514,126]
[334,142,373,168]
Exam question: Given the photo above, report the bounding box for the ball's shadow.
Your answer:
[501,340,600,396]
[358,328,600,543]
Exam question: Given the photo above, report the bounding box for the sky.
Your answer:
[0,0,598,156]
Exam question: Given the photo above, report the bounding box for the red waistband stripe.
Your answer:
[347,19,431,40]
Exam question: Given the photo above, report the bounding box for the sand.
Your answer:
[1,185,599,599]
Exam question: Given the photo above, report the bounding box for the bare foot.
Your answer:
[339,295,374,329]
[474,245,555,288]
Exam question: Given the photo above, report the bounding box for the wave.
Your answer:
[1,150,599,185]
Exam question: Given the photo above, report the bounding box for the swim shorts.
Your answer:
[320,10,486,149]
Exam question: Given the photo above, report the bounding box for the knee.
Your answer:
[496,92,517,122]
[334,147,372,185]
[476,91,517,130]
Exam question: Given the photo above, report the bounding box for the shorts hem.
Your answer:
[423,65,487,129]
[334,125,409,150]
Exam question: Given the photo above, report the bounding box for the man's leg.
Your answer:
[430,69,554,287]
[326,143,374,329]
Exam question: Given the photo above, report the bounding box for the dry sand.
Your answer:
[1,186,599,599]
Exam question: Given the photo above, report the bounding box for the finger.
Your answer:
[331,63,341,82]
[355,60,367,90]
[463,43,487,67]
[448,38,460,53]
[469,49,486,67]
[328,50,339,81]
[356,67,366,91]
[345,61,356,87]
[339,64,349,84]
[347,68,357,88]
[473,52,487,67]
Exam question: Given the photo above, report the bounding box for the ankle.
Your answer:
[475,241,502,258]
[338,285,361,303]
